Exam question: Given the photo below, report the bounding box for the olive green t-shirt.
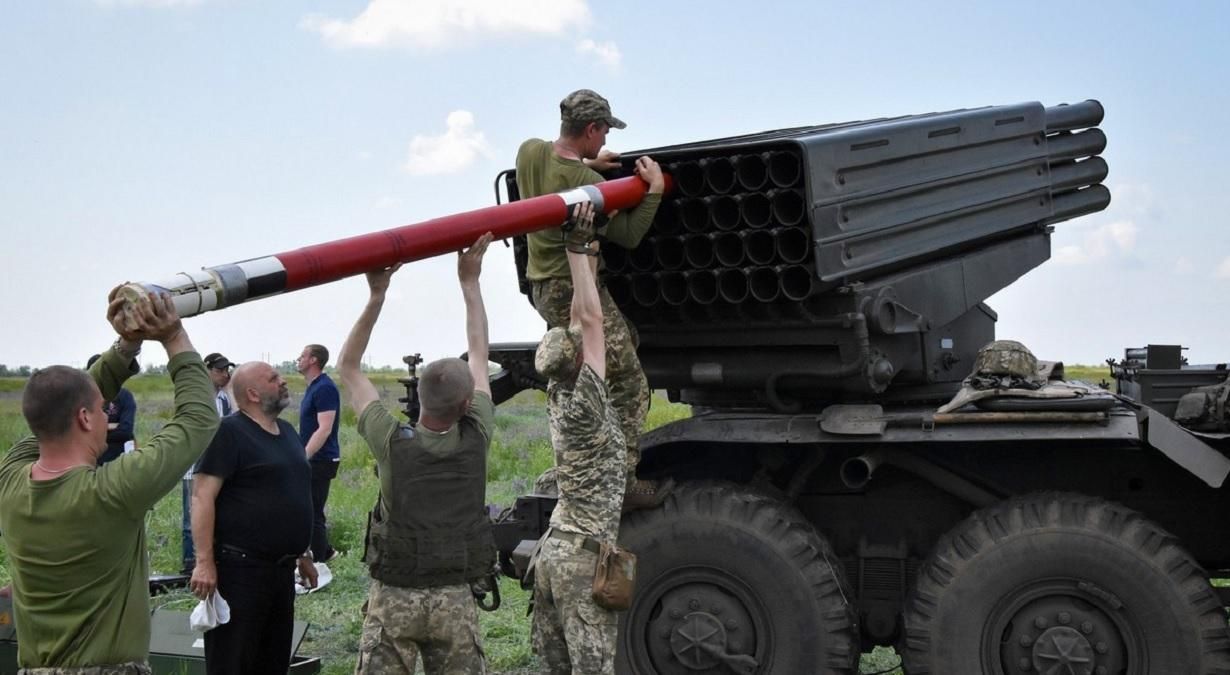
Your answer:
[0,349,218,668]
[357,391,495,514]
[515,138,662,281]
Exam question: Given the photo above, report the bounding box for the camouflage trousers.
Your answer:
[531,536,617,675]
[19,665,151,675]
[354,580,485,675]
[531,277,648,479]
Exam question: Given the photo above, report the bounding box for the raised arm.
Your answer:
[599,156,665,249]
[565,203,606,379]
[458,233,494,397]
[337,264,401,417]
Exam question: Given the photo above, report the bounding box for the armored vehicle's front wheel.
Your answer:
[615,481,859,674]
[901,492,1230,674]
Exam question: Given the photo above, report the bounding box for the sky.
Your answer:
[1,0,1227,372]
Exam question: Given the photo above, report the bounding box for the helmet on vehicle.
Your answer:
[972,340,1041,382]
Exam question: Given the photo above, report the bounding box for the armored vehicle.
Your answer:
[477,100,1230,674]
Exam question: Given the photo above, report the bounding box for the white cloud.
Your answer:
[576,38,621,71]
[94,0,203,6]
[1216,257,1230,280]
[301,0,591,49]
[1053,220,1138,265]
[403,110,491,176]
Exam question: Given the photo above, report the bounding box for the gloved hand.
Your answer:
[564,201,598,254]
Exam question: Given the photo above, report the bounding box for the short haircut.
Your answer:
[22,366,98,440]
[306,344,329,367]
[560,117,594,138]
[418,358,475,420]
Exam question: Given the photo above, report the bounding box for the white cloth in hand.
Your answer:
[189,591,231,632]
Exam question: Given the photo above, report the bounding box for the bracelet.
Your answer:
[112,338,141,360]
[566,243,599,256]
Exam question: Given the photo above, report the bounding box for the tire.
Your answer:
[616,481,859,674]
[901,492,1230,675]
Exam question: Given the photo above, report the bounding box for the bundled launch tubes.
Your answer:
[572,99,1111,402]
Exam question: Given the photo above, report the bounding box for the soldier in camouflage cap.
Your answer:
[516,88,671,511]
[530,202,627,674]
[336,233,498,675]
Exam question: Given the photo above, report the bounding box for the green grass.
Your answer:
[0,365,1116,674]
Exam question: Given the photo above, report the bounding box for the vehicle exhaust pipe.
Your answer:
[768,151,802,188]
[839,449,997,507]
[735,153,769,191]
[840,451,882,489]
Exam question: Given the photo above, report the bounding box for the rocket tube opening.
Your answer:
[735,153,769,191]
[1049,156,1109,192]
[779,264,815,301]
[774,227,810,264]
[684,234,716,269]
[745,229,777,266]
[770,188,806,227]
[659,272,688,306]
[605,275,631,306]
[677,198,710,233]
[738,192,772,229]
[686,270,719,305]
[706,195,740,231]
[768,151,802,188]
[602,246,629,274]
[1045,128,1107,162]
[717,268,749,304]
[671,162,706,198]
[631,273,660,307]
[702,157,737,195]
[655,236,686,270]
[748,266,780,303]
[629,242,657,273]
[652,202,683,235]
[713,232,745,268]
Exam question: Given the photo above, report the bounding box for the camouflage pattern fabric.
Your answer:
[973,340,1041,382]
[531,536,618,675]
[559,89,626,129]
[533,277,647,480]
[546,364,626,543]
[533,466,559,496]
[353,580,485,675]
[19,665,151,675]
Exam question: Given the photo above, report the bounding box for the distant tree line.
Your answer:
[0,365,32,377]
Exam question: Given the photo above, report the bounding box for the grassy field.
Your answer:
[0,366,1115,674]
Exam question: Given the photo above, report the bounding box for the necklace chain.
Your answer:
[34,461,82,475]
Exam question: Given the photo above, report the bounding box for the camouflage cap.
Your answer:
[535,326,583,381]
[560,89,626,130]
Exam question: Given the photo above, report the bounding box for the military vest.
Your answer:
[364,422,496,588]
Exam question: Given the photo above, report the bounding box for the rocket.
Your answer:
[124,174,667,319]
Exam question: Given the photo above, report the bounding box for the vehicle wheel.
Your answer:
[616,481,859,674]
[901,492,1230,674]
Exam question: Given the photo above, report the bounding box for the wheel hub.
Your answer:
[643,579,761,673]
[990,582,1136,675]
[669,612,727,669]
[1031,626,1093,674]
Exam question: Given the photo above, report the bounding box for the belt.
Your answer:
[217,543,299,568]
[548,529,601,555]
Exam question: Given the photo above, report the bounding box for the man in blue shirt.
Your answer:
[297,343,341,563]
[86,353,136,466]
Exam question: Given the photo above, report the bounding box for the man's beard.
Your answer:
[260,392,290,415]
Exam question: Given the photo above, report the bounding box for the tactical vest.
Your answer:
[364,422,496,588]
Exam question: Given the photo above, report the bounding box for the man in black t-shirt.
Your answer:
[189,360,317,675]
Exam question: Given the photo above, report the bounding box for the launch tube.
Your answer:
[1046,185,1112,224]
[714,232,746,268]
[779,264,815,301]
[768,151,802,188]
[632,273,660,307]
[748,266,780,302]
[686,270,719,305]
[774,227,810,264]
[770,188,806,227]
[659,271,688,306]
[129,174,668,320]
[702,156,737,194]
[706,195,741,231]
[717,268,749,304]
[654,236,686,270]
[678,198,710,233]
[1048,157,1108,192]
[628,242,657,273]
[737,192,772,229]
[1045,128,1107,161]
[671,161,705,197]
[1044,100,1104,132]
[745,229,777,266]
[735,153,769,191]
[605,275,631,306]
[684,233,717,268]
[602,246,628,274]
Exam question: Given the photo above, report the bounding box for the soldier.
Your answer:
[530,202,626,673]
[336,233,498,675]
[515,88,670,510]
[0,289,218,674]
